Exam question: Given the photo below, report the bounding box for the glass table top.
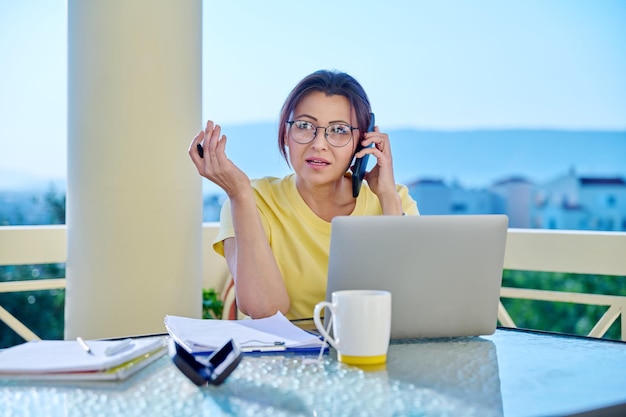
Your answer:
[2,328,626,417]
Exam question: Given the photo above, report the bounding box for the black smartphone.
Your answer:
[352,113,375,198]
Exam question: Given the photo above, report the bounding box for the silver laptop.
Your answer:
[326,215,508,339]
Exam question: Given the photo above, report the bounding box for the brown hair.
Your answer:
[277,70,372,167]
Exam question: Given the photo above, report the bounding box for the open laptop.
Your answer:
[326,215,508,339]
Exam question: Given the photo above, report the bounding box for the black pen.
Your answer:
[76,337,94,355]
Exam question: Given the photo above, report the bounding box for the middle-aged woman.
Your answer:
[189,69,419,320]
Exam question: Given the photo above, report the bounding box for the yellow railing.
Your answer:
[1,225,625,342]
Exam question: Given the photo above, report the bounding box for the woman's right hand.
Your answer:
[190,121,290,318]
[188,120,250,198]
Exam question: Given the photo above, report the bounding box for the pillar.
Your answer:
[66,0,203,339]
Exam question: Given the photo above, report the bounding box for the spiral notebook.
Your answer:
[0,336,167,381]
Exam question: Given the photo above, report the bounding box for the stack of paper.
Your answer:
[165,312,324,354]
[0,336,166,381]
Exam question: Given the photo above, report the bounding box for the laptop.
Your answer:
[326,214,508,339]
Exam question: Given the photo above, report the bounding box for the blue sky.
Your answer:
[1,0,625,185]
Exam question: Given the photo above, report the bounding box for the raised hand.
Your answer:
[354,126,396,196]
[188,120,250,198]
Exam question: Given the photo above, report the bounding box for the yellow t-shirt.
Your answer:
[213,173,419,319]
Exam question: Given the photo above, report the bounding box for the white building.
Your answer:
[407,170,626,231]
[531,170,626,231]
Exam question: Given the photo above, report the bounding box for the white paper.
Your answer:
[164,312,323,353]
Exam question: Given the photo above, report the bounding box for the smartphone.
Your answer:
[352,113,375,198]
[197,143,204,158]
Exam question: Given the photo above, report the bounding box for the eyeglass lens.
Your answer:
[289,121,353,147]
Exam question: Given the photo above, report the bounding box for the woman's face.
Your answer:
[286,91,358,187]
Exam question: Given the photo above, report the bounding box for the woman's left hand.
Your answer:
[354,126,397,196]
[353,127,404,215]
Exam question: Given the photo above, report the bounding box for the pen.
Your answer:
[240,341,286,353]
[241,345,287,353]
[105,338,133,356]
[76,337,93,355]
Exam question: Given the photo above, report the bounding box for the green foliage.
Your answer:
[0,264,66,348]
[202,288,224,319]
[501,270,626,340]
[43,185,66,224]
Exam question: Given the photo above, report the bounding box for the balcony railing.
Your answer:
[1,224,625,342]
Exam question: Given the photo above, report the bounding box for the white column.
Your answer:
[66,0,203,339]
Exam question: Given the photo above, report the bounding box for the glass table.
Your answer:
[1,328,626,417]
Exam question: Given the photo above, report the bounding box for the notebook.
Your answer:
[326,215,508,339]
[0,337,167,381]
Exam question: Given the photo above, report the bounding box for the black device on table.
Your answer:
[169,338,242,386]
[352,113,375,198]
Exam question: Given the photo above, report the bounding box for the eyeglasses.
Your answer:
[287,120,358,148]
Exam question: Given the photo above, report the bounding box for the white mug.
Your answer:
[313,290,391,365]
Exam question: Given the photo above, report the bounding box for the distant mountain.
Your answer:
[390,128,626,187]
[3,126,624,195]
[217,124,626,192]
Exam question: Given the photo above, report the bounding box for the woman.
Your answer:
[189,70,418,320]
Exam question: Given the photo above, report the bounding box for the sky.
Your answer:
[1,0,625,186]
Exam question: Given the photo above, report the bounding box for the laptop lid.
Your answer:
[326,215,508,339]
